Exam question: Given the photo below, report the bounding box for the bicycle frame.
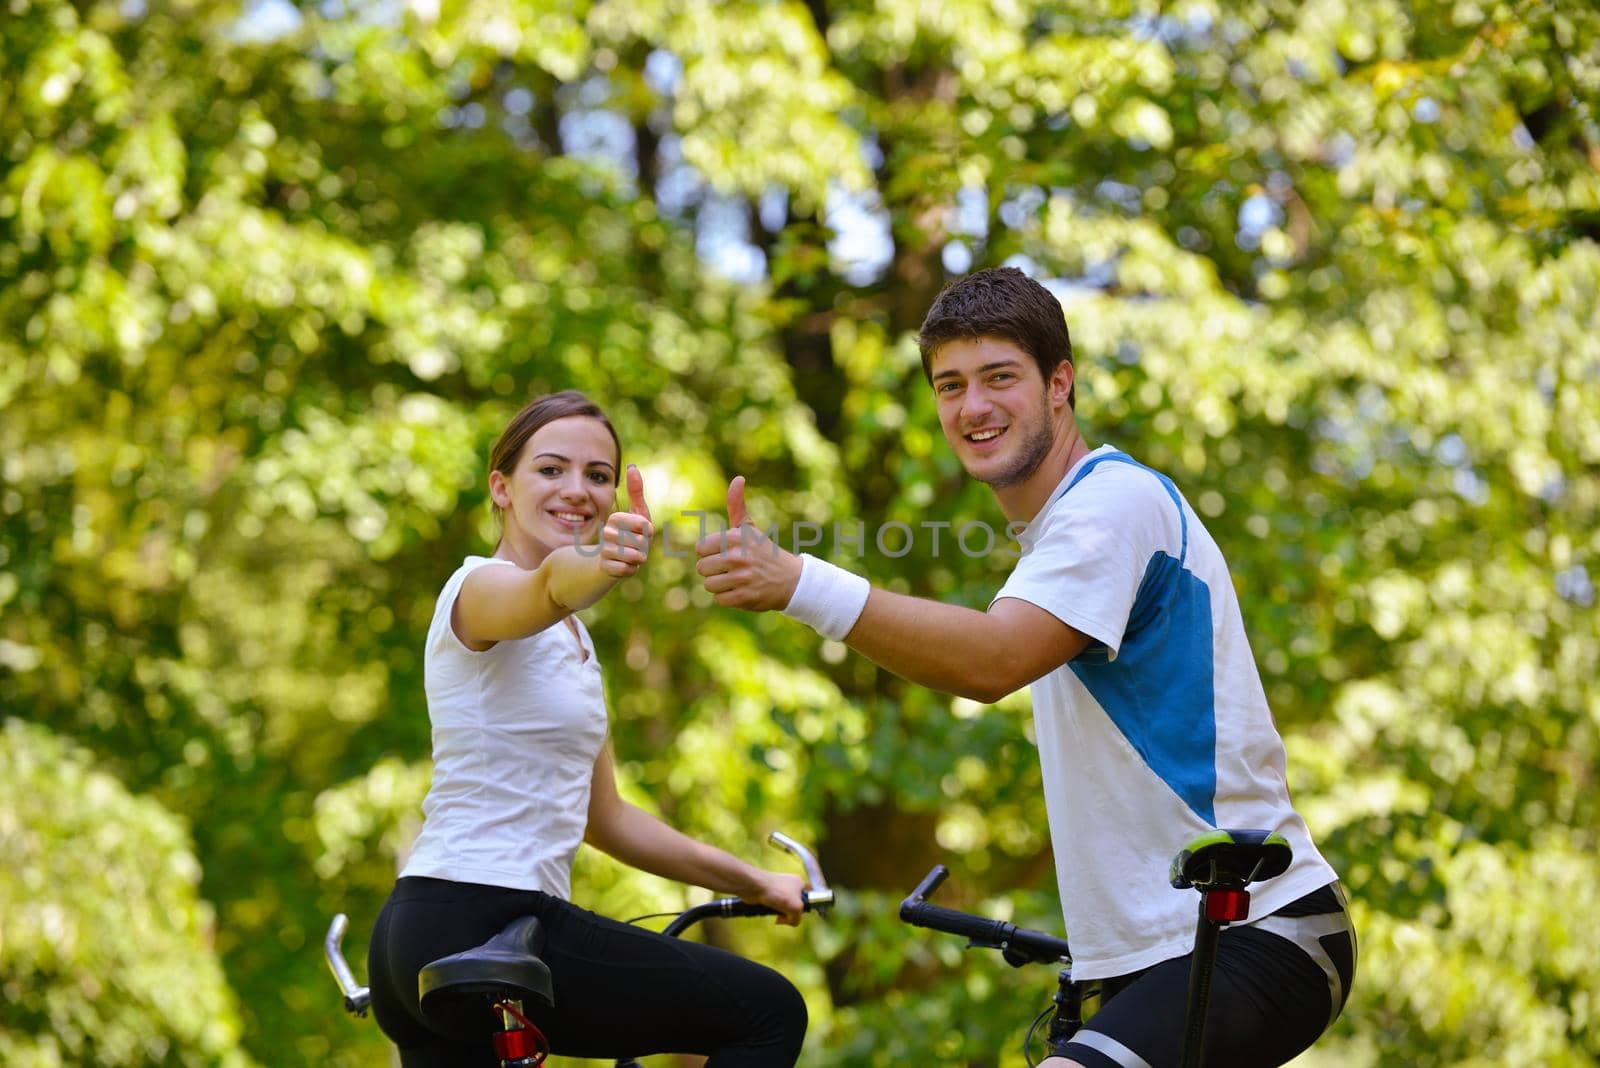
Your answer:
[900,828,1293,1067]
[899,864,1092,1065]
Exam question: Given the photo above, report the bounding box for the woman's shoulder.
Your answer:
[443,553,519,589]
[430,556,516,631]
[428,558,515,664]
[460,553,520,573]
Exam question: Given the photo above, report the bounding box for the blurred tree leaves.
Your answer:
[3,0,1598,1065]
[0,719,253,1068]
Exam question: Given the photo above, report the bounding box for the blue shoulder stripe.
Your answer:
[1056,451,1216,824]
[1052,450,1188,564]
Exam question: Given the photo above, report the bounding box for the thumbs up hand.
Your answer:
[626,463,652,524]
[695,475,803,611]
[726,475,748,529]
[599,464,653,578]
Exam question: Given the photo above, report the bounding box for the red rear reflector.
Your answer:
[1205,888,1251,923]
[494,1027,538,1060]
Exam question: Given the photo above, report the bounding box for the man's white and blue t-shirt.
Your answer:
[993,446,1337,981]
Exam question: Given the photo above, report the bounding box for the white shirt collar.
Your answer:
[1014,445,1120,552]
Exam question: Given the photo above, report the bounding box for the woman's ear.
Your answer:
[488,468,511,509]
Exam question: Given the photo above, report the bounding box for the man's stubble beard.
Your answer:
[979,398,1055,489]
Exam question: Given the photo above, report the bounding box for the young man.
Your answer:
[695,267,1355,1067]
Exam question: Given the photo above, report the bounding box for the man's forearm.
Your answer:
[844,588,1017,703]
[693,518,1083,699]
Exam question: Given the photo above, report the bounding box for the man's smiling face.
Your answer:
[929,336,1057,489]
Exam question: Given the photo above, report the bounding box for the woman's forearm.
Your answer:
[456,547,617,644]
[587,801,762,897]
[541,545,620,614]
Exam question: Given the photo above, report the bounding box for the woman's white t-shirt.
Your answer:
[400,556,610,898]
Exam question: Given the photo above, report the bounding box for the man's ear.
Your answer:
[1049,361,1075,410]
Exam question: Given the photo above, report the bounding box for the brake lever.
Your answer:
[768,830,834,910]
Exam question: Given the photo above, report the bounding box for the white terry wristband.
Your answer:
[782,554,870,641]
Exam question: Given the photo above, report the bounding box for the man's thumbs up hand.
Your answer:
[694,475,802,611]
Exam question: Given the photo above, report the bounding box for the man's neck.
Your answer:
[991,421,1092,525]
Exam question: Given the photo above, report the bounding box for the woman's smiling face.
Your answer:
[491,415,619,562]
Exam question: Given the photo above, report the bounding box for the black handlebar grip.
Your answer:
[718,900,775,918]
[901,864,1011,943]
[898,864,1073,966]
[705,891,830,920]
[1006,926,1074,964]
[900,901,1016,946]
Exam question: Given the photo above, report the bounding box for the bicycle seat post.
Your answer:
[490,1000,545,1068]
[1169,829,1293,1068]
[418,915,554,1067]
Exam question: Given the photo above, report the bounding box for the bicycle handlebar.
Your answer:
[660,888,830,936]
[324,913,371,1016]
[661,830,834,936]
[769,830,833,907]
[899,864,1072,966]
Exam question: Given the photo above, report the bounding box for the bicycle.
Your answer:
[898,828,1292,1068]
[325,830,835,1068]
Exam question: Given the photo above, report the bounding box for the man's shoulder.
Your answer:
[1049,454,1180,524]
[1081,450,1179,491]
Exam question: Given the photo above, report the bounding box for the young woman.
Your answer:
[368,391,809,1067]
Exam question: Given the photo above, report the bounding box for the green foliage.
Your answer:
[0,719,253,1067]
[3,0,1598,1064]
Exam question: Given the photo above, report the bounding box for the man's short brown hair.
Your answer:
[917,267,1074,408]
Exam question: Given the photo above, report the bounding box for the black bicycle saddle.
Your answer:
[1169,828,1292,891]
[418,915,554,1038]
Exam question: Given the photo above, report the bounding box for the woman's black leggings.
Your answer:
[368,876,808,1067]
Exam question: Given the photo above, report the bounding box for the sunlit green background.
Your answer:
[3,1,1598,1065]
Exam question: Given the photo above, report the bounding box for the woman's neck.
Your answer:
[493,531,547,570]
